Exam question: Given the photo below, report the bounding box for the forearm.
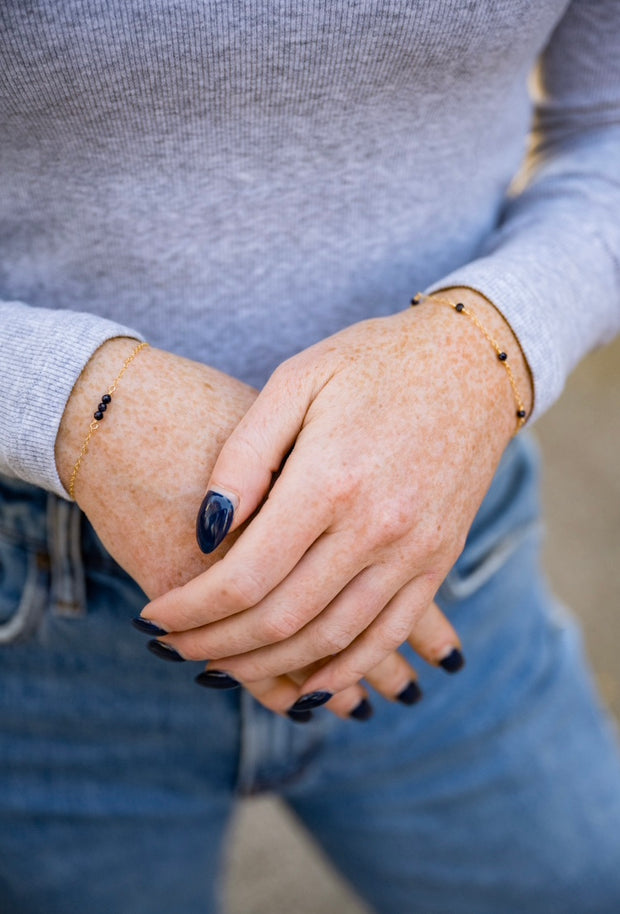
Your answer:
[55,338,257,597]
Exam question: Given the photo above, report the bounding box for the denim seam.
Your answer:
[47,494,87,618]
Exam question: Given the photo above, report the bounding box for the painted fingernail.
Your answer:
[146,640,186,663]
[287,709,314,724]
[195,670,240,690]
[131,617,168,636]
[396,681,423,705]
[439,648,465,674]
[290,691,333,713]
[349,698,374,721]
[196,491,235,554]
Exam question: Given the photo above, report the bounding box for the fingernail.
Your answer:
[195,670,240,690]
[439,648,465,674]
[290,690,333,712]
[196,491,235,554]
[132,617,168,636]
[146,640,186,663]
[349,698,374,721]
[287,709,314,724]
[396,681,423,705]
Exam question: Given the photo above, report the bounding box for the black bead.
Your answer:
[97,402,107,412]
[410,295,421,305]
[93,410,104,421]
[498,351,508,361]
[517,409,527,419]
[455,302,465,312]
[101,393,112,404]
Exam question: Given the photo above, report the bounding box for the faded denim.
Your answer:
[1,435,620,913]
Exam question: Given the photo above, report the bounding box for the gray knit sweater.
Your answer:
[1,1,619,497]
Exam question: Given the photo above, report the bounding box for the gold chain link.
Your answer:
[411,293,528,436]
[68,341,149,500]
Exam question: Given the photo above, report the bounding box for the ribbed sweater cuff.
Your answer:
[2,303,144,499]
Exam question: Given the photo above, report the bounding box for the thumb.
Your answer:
[196,367,309,554]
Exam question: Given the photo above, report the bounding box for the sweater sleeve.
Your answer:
[0,300,143,498]
[427,0,620,422]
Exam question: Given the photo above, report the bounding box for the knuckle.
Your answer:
[260,607,303,643]
[269,357,303,397]
[230,429,266,467]
[409,527,446,565]
[418,530,444,558]
[371,502,412,547]
[218,568,266,609]
[314,623,354,656]
[378,616,413,650]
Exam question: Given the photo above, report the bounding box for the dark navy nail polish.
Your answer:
[196,491,235,554]
[290,691,333,713]
[396,681,423,705]
[147,640,186,663]
[349,698,374,721]
[195,670,240,690]
[131,617,168,636]
[287,709,313,724]
[439,648,465,674]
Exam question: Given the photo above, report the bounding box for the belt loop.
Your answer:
[46,494,87,617]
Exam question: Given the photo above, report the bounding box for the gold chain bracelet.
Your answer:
[68,341,149,500]
[411,293,528,434]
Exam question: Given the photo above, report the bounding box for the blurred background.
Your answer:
[225,337,620,914]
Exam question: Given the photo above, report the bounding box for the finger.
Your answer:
[297,578,445,697]
[406,601,465,673]
[145,522,366,642]
[285,666,374,722]
[195,669,313,722]
[363,650,424,706]
[194,664,370,723]
[189,566,400,682]
[196,362,314,553]
[191,562,401,674]
[324,687,375,722]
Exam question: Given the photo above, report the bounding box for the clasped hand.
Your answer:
[143,299,520,714]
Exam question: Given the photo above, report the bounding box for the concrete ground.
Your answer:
[225,337,620,914]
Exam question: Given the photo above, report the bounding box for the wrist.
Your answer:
[416,286,534,431]
[55,337,143,496]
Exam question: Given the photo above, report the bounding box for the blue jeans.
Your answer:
[1,434,620,913]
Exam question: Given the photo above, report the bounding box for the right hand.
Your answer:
[54,338,429,720]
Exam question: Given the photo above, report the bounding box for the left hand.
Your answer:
[142,288,532,707]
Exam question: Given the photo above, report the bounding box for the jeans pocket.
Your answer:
[0,528,50,645]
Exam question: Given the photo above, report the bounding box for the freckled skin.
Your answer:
[56,341,258,597]
[56,286,533,710]
[55,339,375,715]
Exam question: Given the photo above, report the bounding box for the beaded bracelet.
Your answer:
[411,292,528,433]
[68,341,149,500]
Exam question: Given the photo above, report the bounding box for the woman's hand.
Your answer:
[55,339,257,598]
[55,339,427,720]
[141,289,533,706]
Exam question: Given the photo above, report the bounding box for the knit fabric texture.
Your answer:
[1,0,619,496]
